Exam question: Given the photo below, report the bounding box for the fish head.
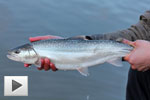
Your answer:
[7,43,39,64]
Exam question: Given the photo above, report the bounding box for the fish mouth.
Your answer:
[7,54,16,60]
[7,51,13,59]
[7,53,20,62]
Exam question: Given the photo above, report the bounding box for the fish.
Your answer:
[7,39,133,76]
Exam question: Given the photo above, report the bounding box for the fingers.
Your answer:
[131,65,137,70]
[130,64,150,72]
[122,39,136,47]
[142,67,149,72]
[137,66,147,71]
[43,58,57,71]
[37,59,45,70]
[124,53,131,61]
[37,58,57,71]
[29,35,63,42]
[137,66,150,72]
[44,58,51,71]
[37,67,43,70]
[24,64,31,67]
[50,63,57,71]
[122,39,136,61]
[123,40,137,63]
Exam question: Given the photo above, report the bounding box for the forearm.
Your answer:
[88,11,150,41]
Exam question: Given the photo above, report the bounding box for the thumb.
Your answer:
[124,53,131,61]
[123,39,136,62]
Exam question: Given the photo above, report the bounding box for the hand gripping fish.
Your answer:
[7,39,133,76]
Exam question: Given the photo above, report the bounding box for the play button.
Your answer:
[12,80,22,92]
[4,76,28,96]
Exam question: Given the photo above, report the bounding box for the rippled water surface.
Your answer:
[0,0,150,100]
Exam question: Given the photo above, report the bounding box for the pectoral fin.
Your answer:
[107,57,123,67]
[77,67,89,76]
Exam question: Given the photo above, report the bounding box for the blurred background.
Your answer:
[0,0,150,100]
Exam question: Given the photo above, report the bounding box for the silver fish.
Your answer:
[7,39,133,76]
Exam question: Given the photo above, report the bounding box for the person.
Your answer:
[25,11,150,100]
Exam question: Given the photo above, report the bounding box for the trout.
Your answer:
[7,39,133,76]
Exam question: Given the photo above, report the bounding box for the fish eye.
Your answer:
[14,50,21,54]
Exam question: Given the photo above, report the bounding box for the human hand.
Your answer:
[24,35,63,71]
[123,39,150,71]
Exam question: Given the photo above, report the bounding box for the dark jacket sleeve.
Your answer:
[88,11,150,41]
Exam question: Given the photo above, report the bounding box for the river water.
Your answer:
[0,0,150,100]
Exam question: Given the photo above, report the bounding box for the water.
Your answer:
[0,0,150,100]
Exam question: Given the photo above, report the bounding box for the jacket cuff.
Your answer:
[140,10,150,26]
